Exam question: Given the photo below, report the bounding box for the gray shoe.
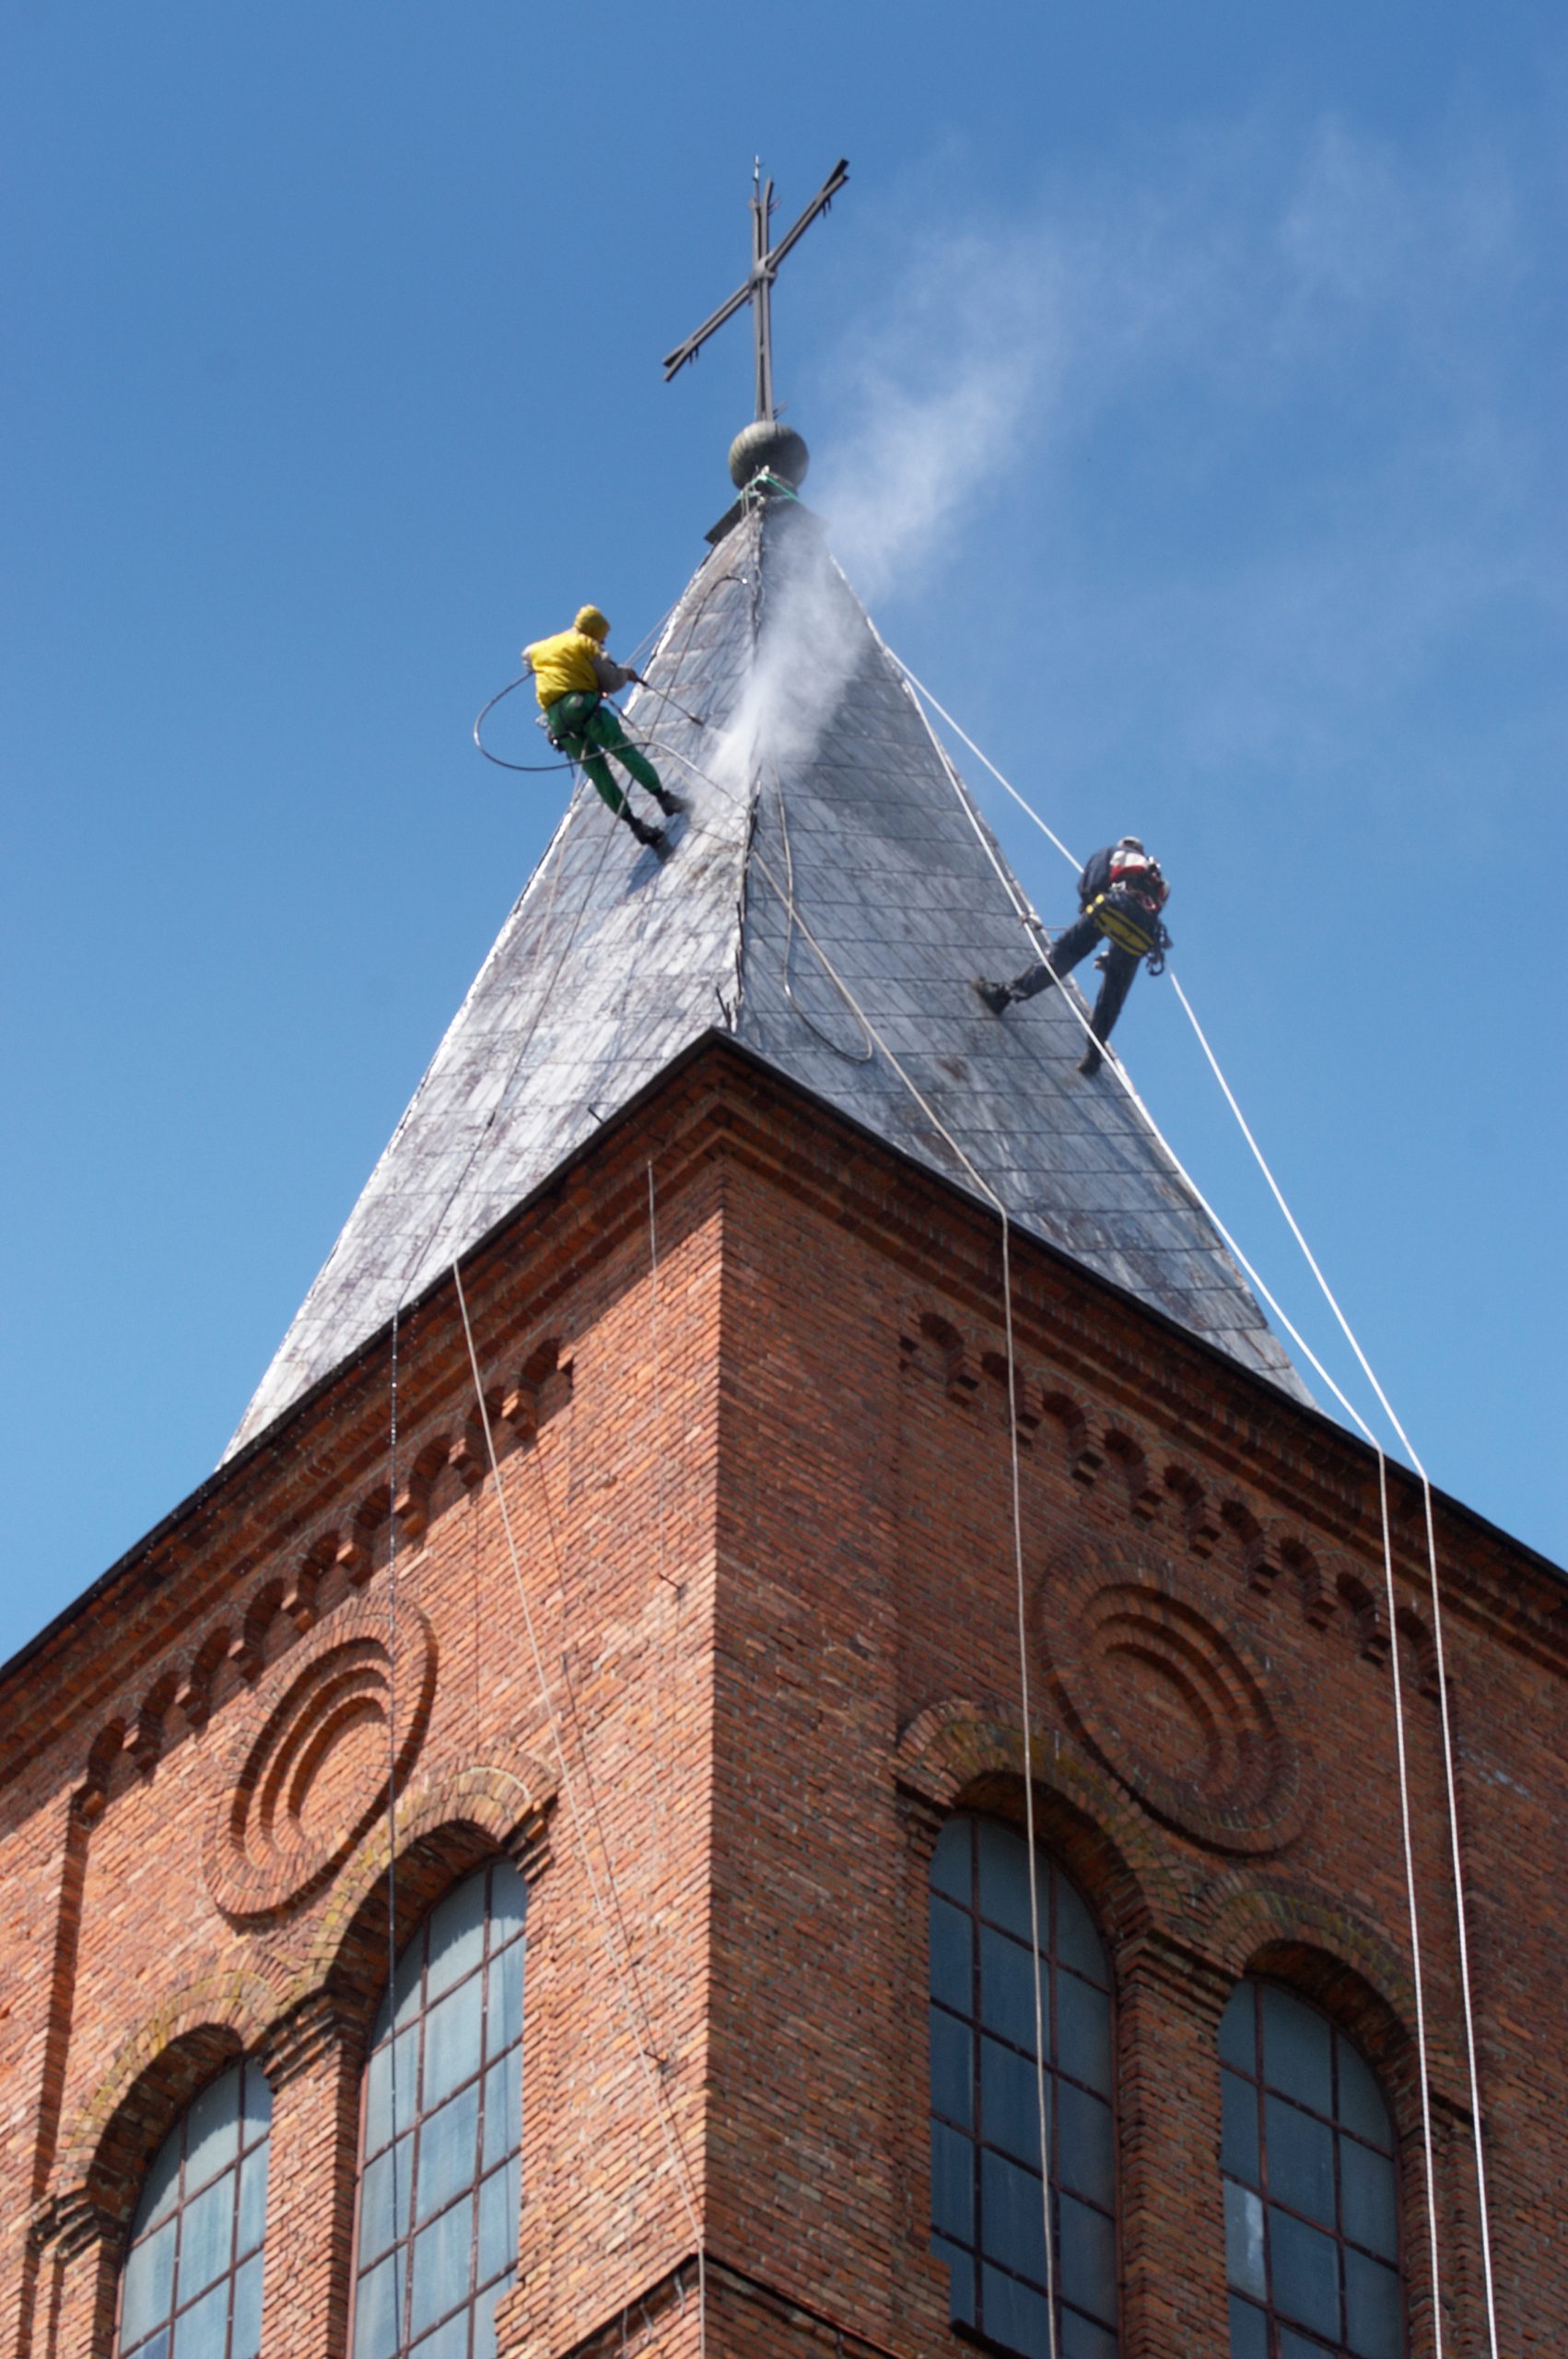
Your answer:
[1076,1042,1106,1076]
[973,978,1013,1016]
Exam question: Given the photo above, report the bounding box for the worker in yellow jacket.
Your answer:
[523,606,682,850]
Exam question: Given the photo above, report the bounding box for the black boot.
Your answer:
[973,978,1014,1016]
[1076,1040,1106,1077]
[654,786,686,818]
[626,812,667,852]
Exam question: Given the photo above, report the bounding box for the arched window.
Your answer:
[928,1813,1117,2357]
[1220,1979,1403,2358]
[350,1858,528,2359]
[115,2058,272,2359]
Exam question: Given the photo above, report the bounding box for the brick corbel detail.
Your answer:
[24,2186,123,2359]
[1114,1926,1233,2023]
[259,1995,360,2094]
[29,2188,120,2267]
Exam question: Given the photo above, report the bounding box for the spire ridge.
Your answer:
[225,500,1307,1458]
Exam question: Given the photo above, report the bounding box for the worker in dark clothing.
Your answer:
[523,605,683,850]
[974,838,1171,1075]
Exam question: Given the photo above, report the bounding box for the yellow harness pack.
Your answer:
[1088,891,1163,957]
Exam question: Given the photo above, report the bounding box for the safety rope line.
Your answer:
[463,572,1487,2345]
[384,1305,405,2334]
[704,837,1062,2351]
[889,654,1081,871]
[671,652,1457,2343]
[1169,974,1498,2359]
[1002,1213,1061,2359]
[384,789,623,1320]
[451,1262,708,2359]
[638,719,1066,2338]
[649,1160,677,1596]
[646,1157,684,2082]
[886,654,1498,2354]
[1373,1448,1447,2352]
[771,765,875,1062]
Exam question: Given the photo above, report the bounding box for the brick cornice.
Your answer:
[2,1038,1561,1800]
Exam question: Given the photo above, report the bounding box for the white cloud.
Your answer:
[800,115,1565,794]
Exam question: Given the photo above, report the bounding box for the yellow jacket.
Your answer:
[525,628,622,709]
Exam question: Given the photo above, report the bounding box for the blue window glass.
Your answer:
[1218,1980,1405,2357]
[351,1860,527,2359]
[116,2059,272,2359]
[928,1814,1117,2355]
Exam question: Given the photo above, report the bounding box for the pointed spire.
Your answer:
[227,496,1305,1456]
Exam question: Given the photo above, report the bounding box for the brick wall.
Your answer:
[0,1041,1560,2358]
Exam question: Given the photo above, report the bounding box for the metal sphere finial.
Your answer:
[728,419,810,491]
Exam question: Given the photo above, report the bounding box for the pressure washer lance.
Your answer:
[627,673,705,730]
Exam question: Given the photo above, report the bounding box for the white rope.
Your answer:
[383,1307,406,2334]
[888,654,1082,873]
[721,806,1061,2353]
[451,1264,708,2357]
[1168,975,1498,2357]
[1372,1448,1447,2353]
[639,717,1062,2346]
[1003,1213,1061,2359]
[884,655,1498,2353]
[645,1160,684,2070]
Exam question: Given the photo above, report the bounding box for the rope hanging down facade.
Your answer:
[653,674,1491,2351]
[885,650,1501,2359]
[452,1262,709,2359]
[435,574,1498,2350]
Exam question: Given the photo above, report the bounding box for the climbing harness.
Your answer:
[474,675,671,782]
[539,687,604,750]
[1084,888,1169,962]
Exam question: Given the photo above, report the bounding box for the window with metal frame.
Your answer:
[114,2057,272,2359]
[1220,1979,1404,2359]
[350,1859,528,2359]
[928,1813,1118,2358]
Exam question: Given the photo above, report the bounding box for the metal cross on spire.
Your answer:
[663,158,848,422]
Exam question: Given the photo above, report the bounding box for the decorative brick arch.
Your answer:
[893,1697,1193,1942]
[288,1754,559,2024]
[1200,1876,1468,2114]
[55,1968,282,2224]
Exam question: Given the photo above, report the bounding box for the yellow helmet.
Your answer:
[575,604,610,641]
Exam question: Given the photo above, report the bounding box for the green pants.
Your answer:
[544,693,664,818]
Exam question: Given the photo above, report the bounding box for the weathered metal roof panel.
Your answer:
[228,497,1305,1455]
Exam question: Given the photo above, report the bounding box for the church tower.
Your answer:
[1,389,1562,2359]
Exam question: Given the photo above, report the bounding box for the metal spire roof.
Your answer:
[228,490,1306,1456]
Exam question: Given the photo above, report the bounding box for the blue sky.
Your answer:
[4,1,1565,1661]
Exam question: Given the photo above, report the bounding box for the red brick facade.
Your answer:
[1,1039,1561,2357]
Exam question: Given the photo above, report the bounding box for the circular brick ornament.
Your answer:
[205,1602,437,1921]
[1039,1545,1305,1854]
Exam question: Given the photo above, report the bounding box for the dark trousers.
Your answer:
[1010,912,1141,1047]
